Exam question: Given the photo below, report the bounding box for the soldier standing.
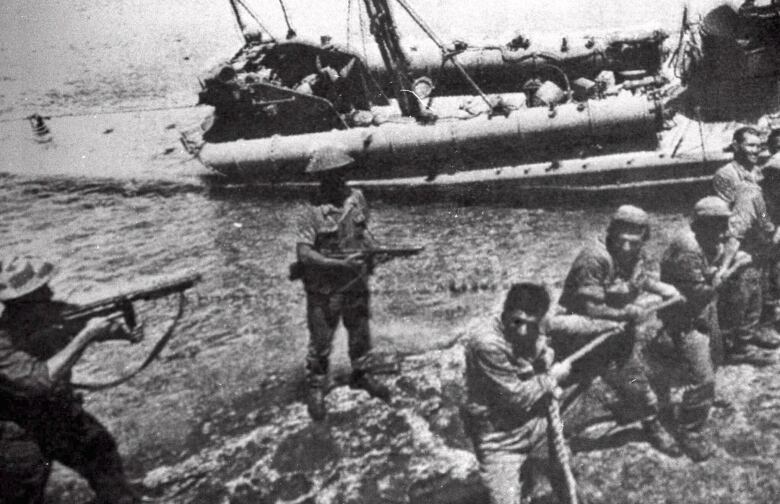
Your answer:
[712,126,763,204]
[462,283,573,504]
[546,205,681,455]
[0,257,140,504]
[714,165,780,364]
[295,154,390,421]
[762,128,780,324]
[658,197,732,461]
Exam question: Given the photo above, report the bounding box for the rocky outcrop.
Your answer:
[142,344,489,504]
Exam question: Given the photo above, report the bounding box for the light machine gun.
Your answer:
[50,272,202,390]
[289,246,424,281]
[57,272,202,340]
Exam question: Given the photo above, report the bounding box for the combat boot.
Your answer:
[725,343,777,367]
[350,370,391,402]
[678,430,716,462]
[746,326,780,349]
[642,418,681,457]
[305,384,327,421]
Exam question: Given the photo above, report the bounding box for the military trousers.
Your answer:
[718,263,763,347]
[669,328,716,432]
[546,313,659,422]
[0,399,137,504]
[305,289,372,387]
[763,252,780,322]
[473,432,568,504]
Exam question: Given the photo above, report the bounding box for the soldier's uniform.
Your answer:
[548,240,660,422]
[659,197,725,460]
[762,151,780,324]
[296,187,382,400]
[0,259,138,504]
[720,180,780,356]
[712,160,761,204]
[463,318,568,504]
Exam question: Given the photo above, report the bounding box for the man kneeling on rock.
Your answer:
[462,283,573,504]
[545,205,681,456]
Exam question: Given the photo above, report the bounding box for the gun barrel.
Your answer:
[328,247,424,259]
[62,272,202,321]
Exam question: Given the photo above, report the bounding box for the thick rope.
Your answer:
[547,390,579,504]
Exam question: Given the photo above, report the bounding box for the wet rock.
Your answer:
[142,345,484,504]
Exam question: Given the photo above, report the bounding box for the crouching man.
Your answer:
[658,197,732,461]
[462,283,572,504]
[545,205,681,455]
[0,257,140,503]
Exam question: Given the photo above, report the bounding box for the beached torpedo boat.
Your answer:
[181,0,780,201]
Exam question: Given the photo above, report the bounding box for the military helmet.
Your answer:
[0,256,57,301]
[693,196,731,219]
[611,205,649,228]
[306,144,354,174]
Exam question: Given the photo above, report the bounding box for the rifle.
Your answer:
[52,272,202,391]
[289,246,424,280]
[58,272,202,339]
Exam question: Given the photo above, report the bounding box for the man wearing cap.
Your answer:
[546,205,681,455]
[462,283,573,504]
[658,197,734,461]
[713,162,780,364]
[0,257,140,503]
[712,126,763,204]
[294,156,390,421]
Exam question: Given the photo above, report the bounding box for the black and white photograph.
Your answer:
[1,1,779,502]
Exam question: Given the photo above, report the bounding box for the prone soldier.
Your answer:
[294,152,390,421]
[0,257,140,503]
[461,283,573,504]
[545,205,681,455]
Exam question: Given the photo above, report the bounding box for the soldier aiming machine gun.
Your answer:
[39,272,202,390]
[289,246,424,281]
[56,272,202,340]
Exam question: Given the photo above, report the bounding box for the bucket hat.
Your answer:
[0,256,57,301]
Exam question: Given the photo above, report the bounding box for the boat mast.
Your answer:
[361,0,421,117]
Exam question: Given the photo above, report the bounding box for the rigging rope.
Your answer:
[234,0,275,41]
[346,0,353,51]
[0,103,200,124]
[278,0,297,39]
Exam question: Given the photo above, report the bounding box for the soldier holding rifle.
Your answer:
[0,257,141,504]
[545,205,681,455]
[294,152,395,421]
